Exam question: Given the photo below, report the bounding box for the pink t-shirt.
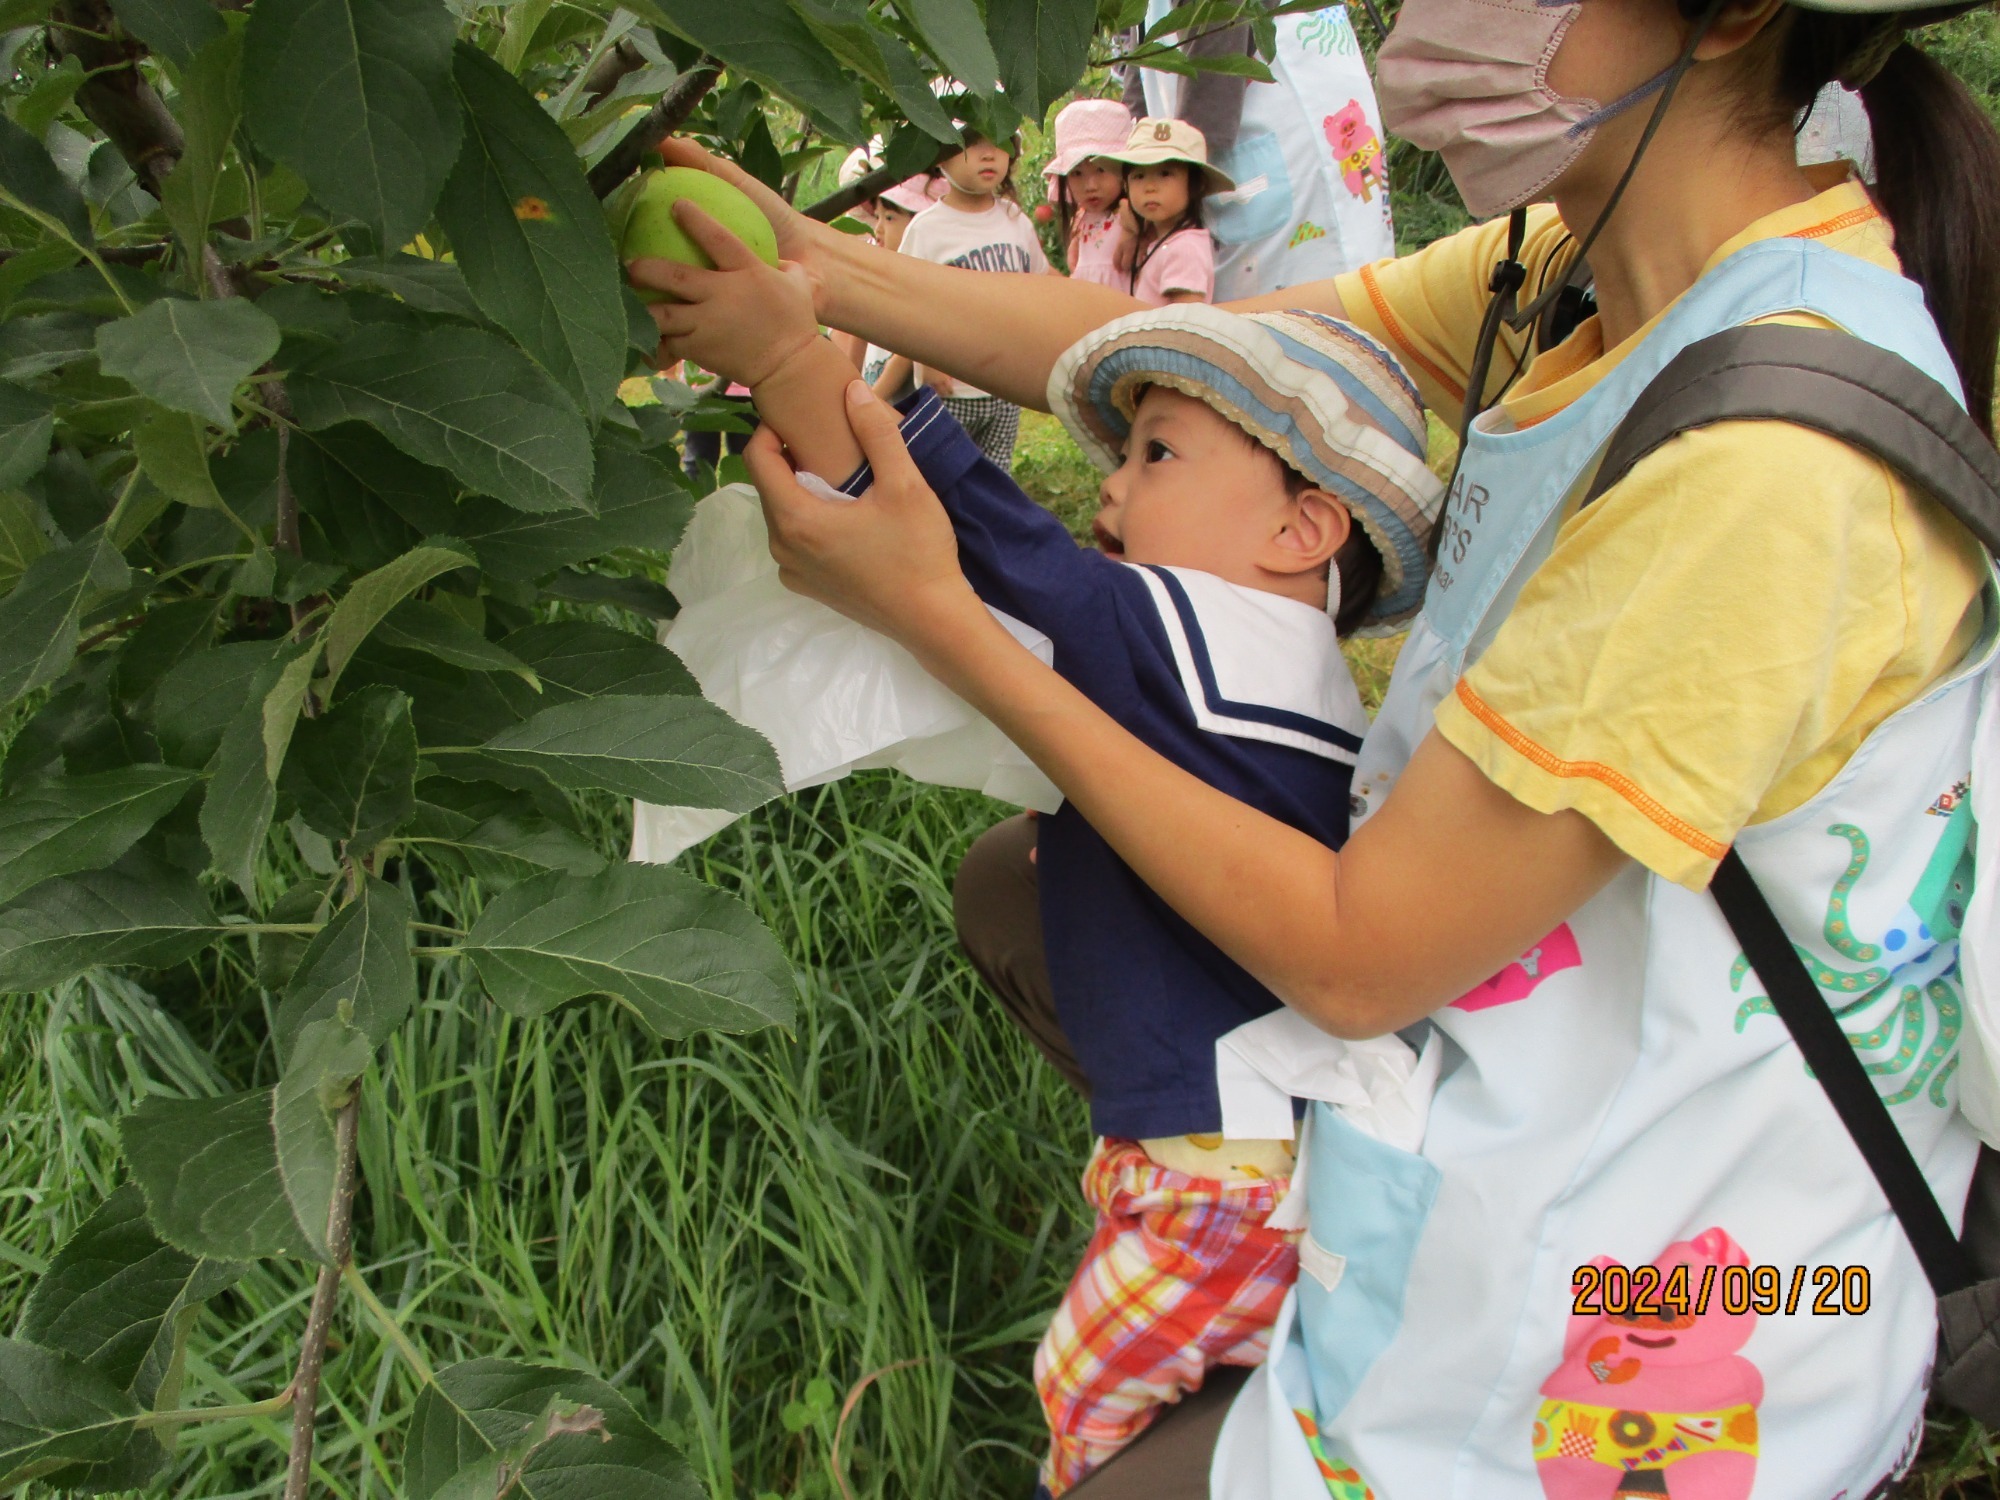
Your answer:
[1131,226,1214,306]
[1067,206,1128,290]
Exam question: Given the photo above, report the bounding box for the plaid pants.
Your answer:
[1035,1138,1299,1496]
[941,394,1023,469]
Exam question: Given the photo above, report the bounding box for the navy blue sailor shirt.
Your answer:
[838,389,1368,1139]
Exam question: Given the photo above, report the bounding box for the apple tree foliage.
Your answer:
[0,0,1136,1488]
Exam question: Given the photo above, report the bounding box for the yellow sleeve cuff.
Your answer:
[1435,680,1724,892]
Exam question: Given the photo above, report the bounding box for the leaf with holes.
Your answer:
[241,0,462,247]
[94,299,280,429]
[463,862,792,1038]
[289,324,594,515]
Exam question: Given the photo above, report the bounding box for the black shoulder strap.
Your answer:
[1580,323,2000,556]
[1586,323,2000,1301]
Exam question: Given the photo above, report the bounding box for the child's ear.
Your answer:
[1267,489,1351,577]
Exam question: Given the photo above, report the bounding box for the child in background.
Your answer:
[647,218,1442,1493]
[859,174,939,403]
[1106,118,1229,306]
[1043,98,1133,290]
[897,129,1050,468]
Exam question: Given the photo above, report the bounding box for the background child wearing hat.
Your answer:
[858,172,941,402]
[896,130,1050,468]
[1106,118,1231,307]
[650,219,1444,1495]
[1044,98,1134,290]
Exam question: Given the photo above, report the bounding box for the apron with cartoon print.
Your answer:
[1138,0,1395,300]
[1212,236,2000,1499]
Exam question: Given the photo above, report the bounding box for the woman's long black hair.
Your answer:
[1126,166,1211,296]
[1746,6,2000,436]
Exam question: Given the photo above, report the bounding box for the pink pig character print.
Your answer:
[1533,1228,1762,1500]
[1323,102,1386,202]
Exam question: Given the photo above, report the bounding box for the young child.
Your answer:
[654,229,1442,1492]
[896,129,1050,468]
[1043,98,1133,290]
[1106,118,1229,306]
[859,173,939,402]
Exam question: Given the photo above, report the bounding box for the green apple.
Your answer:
[622,167,780,303]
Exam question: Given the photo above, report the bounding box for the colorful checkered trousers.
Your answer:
[1034,1138,1300,1496]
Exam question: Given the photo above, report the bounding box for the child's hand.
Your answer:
[1113,203,1138,273]
[921,366,957,398]
[638,203,820,389]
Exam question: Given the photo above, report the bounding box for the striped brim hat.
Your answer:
[1048,305,1444,629]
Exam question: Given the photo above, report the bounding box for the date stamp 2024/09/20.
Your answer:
[1572,1262,1874,1319]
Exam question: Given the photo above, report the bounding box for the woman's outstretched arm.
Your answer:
[747,384,1627,1040]
[633,139,1348,411]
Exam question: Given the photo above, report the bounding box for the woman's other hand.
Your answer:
[637,202,821,387]
[745,380,978,645]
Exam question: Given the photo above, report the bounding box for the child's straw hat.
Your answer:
[1100,118,1237,194]
[1044,99,1137,182]
[1049,304,1444,629]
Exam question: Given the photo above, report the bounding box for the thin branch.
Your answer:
[587,62,719,199]
[281,1095,360,1500]
[802,144,952,224]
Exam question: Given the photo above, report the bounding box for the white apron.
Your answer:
[1214,236,2000,1498]
[1139,1,1395,300]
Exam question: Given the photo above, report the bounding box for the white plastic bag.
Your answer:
[630,483,1063,865]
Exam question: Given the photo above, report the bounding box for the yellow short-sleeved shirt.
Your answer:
[1332,173,1989,890]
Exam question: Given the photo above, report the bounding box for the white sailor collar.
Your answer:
[1126,564,1368,765]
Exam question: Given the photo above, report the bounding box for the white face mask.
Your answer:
[1375,0,1675,219]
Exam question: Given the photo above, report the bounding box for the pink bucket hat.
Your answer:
[878,174,944,215]
[1044,98,1135,182]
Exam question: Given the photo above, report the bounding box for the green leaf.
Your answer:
[500,622,695,702]
[0,380,53,489]
[899,0,1002,95]
[322,539,476,693]
[280,683,417,849]
[374,598,537,683]
[17,1183,239,1490]
[0,241,77,318]
[106,0,223,67]
[150,639,284,769]
[0,488,48,595]
[538,567,677,619]
[0,851,221,990]
[0,528,124,707]
[407,805,605,889]
[241,0,462,247]
[476,693,780,808]
[0,765,196,906]
[158,25,244,257]
[0,113,90,244]
[289,323,595,515]
[11,56,85,145]
[636,0,865,140]
[330,254,484,322]
[437,44,624,420]
[132,408,224,510]
[198,641,319,894]
[986,0,1096,118]
[121,1090,305,1260]
[407,1359,701,1500]
[0,1337,140,1490]
[94,298,281,429]
[271,873,416,1061]
[464,862,792,1038]
[272,1017,370,1263]
[455,439,691,581]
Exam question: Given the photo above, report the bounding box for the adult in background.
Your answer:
[1123,0,1395,298]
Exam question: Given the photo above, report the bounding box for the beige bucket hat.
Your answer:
[1101,117,1236,193]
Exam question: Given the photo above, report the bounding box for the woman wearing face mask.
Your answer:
[635,1,2000,1493]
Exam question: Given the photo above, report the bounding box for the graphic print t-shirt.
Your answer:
[897,200,1051,398]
